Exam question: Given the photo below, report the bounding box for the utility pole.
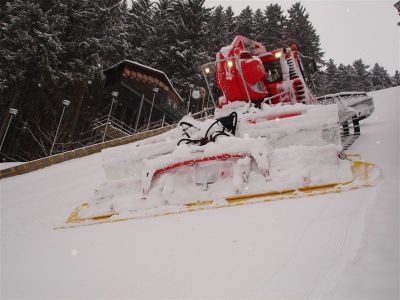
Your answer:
[102,91,118,142]
[0,108,18,153]
[134,94,145,132]
[187,83,195,114]
[49,100,70,156]
[147,87,159,131]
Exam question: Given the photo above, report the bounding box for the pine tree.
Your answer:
[0,0,65,158]
[225,6,237,42]
[370,63,392,90]
[285,2,323,60]
[143,0,175,70]
[162,0,212,94]
[95,0,129,66]
[319,59,341,94]
[0,0,64,98]
[336,64,358,92]
[235,6,254,39]
[262,4,287,50]
[208,5,230,55]
[252,9,266,43]
[391,70,400,87]
[127,0,155,64]
[311,70,325,96]
[352,59,373,92]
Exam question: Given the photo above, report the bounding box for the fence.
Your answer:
[0,124,175,180]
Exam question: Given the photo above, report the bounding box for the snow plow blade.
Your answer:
[56,160,378,230]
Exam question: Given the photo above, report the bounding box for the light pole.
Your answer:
[199,88,206,116]
[161,113,166,127]
[147,87,159,131]
[50,100,70,156]
[134,94,145,132]
[191,88,201,114]
[187,83,195,114]
[102,91,119,142]
[202,64,216,107]
[205,83,214,114]
[0,108,18,153]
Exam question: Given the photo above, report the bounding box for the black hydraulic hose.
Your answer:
[177,138,201,146]
[176,112,238,146]
[204,119,220,141]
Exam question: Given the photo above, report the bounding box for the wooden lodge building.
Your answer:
[99,60,187,139]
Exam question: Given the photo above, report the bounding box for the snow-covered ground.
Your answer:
[1,87,399,299]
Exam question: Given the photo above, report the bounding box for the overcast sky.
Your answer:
[205,0,399,74]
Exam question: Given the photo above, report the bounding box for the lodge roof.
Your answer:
[104,60,183,103]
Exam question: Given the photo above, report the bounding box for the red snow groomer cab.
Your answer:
[203,35,318,107]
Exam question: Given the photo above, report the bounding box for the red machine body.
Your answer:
[215,35,316,107]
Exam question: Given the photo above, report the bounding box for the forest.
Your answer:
[1,0,399,161]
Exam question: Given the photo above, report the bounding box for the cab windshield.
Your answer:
[263,59,283,83]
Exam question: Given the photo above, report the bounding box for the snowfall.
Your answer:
[1,87,399,299]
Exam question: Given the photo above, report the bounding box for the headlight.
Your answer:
[275,52,282,58]
[227,60,234,68]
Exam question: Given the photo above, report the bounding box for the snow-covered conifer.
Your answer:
[127,0,154,63]
[235,6,255,39]
[319,59,340,94]
[336,64,358,92]
[252,9,266,43]
[352,59,373,92]
[162,0,212,96]
[0,0,66,158]
[392,70,400,87]
[208,5,230,55]
[285,2,323,60]
[370,63,392,90]
[262,4,287,50]
[224,6,237,42]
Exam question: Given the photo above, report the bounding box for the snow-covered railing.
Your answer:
[316,91,370,104]
[0,123,177,180]
[317,91,374,121]
[92,115,136,136]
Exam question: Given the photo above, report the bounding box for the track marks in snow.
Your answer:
[253,188,377,299]
[311,187,378,298]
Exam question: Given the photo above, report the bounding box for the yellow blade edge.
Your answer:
[58,160,377,229]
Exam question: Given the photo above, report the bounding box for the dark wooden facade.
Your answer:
[103,60,186,132]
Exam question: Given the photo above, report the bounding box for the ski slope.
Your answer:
[1,87,399,299]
